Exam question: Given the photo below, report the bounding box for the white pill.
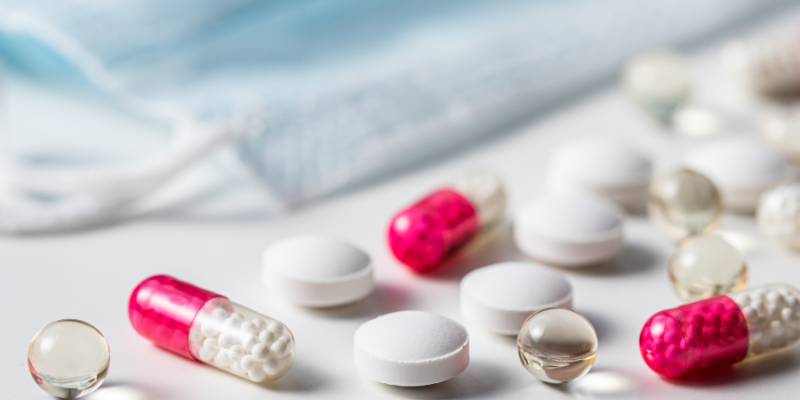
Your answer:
[686,137,789,213]
[548,139,652,211]
[513,193,624,267]
[263,235,374,307]
[460,262,572,335]
[354,311,469,387]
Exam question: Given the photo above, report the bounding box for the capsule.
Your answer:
[129,275,294,382]
[387,172,506,273]
[640,284,800,379]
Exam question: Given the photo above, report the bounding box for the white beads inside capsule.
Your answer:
[729,284,800,357]
[189,298,294,382]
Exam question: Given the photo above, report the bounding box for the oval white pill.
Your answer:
[686,137,789,213]
[548,139,652,211]
[513,193,624,267]
[460,262,572,335]
[354,311,469,387]
[262,235,374,307]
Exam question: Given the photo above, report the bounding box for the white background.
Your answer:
[2,8,800,400]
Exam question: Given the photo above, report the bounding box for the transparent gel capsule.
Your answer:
[669,235,748,301]
[758,183,800,249]
[28,319,110,399]
[516,308,598,384]
[622,50,690,122]
[648,168,723,240]
[762,108,800,162]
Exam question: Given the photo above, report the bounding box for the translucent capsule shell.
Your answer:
[640,284,800,379]
[388,172,505,273]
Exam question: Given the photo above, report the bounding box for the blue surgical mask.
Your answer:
[0,0,791,226]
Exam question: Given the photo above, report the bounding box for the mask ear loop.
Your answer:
[0,113,252,234]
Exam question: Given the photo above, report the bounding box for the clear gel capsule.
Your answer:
[28,319,110,399]
[129,275,294,382]
[387,172,506,273]
[640,284,800,379]
[669,235,748,301]
[622,50,690,121]
[757,183,800,249]
[517,308,598,384]
[648,168,722,240]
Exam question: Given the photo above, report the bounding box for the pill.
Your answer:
[743,35,800,99]
[388,171,506,273]
[622,50,690,121]
[686,137,789,213]
[648,168,722,240]
[354,311,469,387]
[640,284,800,379]
[517,308,598,384]
[548,139,652,211]
[757,183,800,249]
[129,275,294,383]
[460,262,572,335]
[762,108,800,161]
[27,320,110,399]
[513,193,624,267]
[669,235,748,301]
[262,235,374,307]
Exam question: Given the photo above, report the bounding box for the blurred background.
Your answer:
[0,0,797,233]
[4,2,800,400]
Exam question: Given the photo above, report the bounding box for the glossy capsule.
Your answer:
[129,275,294,382]
[640,284,800,379]
[387,172,506,273]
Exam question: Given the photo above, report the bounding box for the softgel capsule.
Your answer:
[129,275,294,382]
[640,284,800,379]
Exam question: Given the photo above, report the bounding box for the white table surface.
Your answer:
[3,8,800,400]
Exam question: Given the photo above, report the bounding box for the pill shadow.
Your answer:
[298,283,411,320]
[378,360,510,399]
[427,222,525,281]
[260,360,329,393]
[570,241,662,277]
[664,350,800,388]
[87,381,162,400]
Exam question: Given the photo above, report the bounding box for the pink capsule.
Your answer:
[387,172,505,273]
[129,275,295,382]
[640,284,800,379]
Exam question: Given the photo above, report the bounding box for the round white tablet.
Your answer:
[548,139,652,211]
[460,262,572,335]
[513,194,624,267]
[354,311,469,387]
[262,235,373,307]
[686,137,789,213]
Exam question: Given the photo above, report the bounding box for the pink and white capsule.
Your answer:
[129,275,294,382]
[640,284,800,379]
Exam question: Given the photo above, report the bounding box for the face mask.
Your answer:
[0,0,788,233]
